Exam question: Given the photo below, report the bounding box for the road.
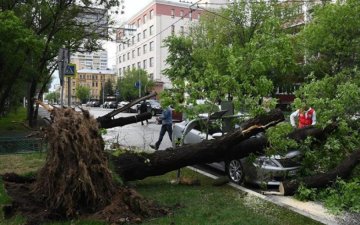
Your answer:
[88,107,172,151]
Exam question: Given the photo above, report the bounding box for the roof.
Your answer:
[77,68,116,75]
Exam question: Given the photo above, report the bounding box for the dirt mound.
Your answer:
[2,107,169,224]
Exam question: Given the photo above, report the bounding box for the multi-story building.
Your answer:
[115,0,228,93]
[71,51,109,70]
[63,69,116,105]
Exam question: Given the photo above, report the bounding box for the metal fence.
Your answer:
[0,137,46,154]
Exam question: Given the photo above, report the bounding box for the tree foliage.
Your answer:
[45,91,60,104]
[162,1,298,117]
[0,0,121,125]
[116,69,154,101]
[75,85,91,104]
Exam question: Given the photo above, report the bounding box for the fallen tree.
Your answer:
[96,92,156,129]
[279,149,360,196]
[2,106,285,224]
[111,109,284,181]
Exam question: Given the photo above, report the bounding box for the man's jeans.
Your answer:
[155,124,172,149]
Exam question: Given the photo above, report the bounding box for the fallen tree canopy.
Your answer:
[279,150,360,196]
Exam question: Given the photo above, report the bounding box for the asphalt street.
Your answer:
[88,107,172,151]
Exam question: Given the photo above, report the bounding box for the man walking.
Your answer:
[139,101,148,125]
[150,105,172,150]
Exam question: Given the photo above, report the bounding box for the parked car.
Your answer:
[134,99,163,115]
[172,111,301,186]
[86,101,100,107]
[105,101,117,109]
[118,101,129,108]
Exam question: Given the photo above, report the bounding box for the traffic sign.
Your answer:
[135,81,141,89]
[65,63,77,78]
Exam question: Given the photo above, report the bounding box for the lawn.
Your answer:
[0,107,27,132]
[0,152,322,225]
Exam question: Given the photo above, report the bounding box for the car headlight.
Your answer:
[255,158,279,168]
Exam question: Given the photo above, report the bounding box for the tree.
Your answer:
[162,1,298,117]
[0,0,121,126]
[0,11,43,116]
[298,0,360,78]
[45,91,60,104]
[116,69,154,101]
[75,85,91,104]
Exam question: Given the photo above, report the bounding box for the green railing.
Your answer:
[0,137,46,154]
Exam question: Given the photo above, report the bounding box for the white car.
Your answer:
[172,111,300,186]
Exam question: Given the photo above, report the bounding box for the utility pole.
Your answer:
[58,48,69,107]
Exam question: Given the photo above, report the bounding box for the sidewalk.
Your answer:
[189,166,358,225]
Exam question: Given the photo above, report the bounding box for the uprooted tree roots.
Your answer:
[2,107,169,224]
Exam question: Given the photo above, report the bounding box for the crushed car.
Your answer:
[172,111,301,186]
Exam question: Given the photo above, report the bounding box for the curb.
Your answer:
[187,166,339,225]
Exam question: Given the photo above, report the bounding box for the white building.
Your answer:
[71,50,109,70]
[115,0,229,91]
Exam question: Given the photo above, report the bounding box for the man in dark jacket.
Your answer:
[150,105,172,150]
[139,101,148,125]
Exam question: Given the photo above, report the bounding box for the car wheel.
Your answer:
[151,109,156,116]
[226,159,244,184]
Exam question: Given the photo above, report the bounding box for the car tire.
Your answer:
[151,109,156,116]
[226,159,244,184]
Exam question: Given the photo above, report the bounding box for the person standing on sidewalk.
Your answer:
[150,105,173,150]
[139,101,148,125]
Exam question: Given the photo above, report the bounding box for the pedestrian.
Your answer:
[290,102,316,128]
[150,105,173,150]
[139,100,148,125]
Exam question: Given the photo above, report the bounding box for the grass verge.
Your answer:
[0,153,322,225]
[0,107,27,132]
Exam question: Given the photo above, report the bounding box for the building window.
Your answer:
[149,73,154,80]
[143,14,147,23]
[189,11,192,21]
[143,59,147,69]
[150,57,154,67]
[132,64,135,69]
[127,52,130,60]
[118,44,121,51]
[118,56,121,63]
[137,33,141,42]
[143,44,147,54]
[132,50,135,58]
[137,47,141,56]
[123,54,125,62]
[171,25,175,35]
[137,62,141,68]
[143,29,147,39]
[149,41,154,51]
[150,9,154,19]
[132,36,135,45]
[149,25,154,35]
[137,18,141,27]
[180,26,184,35]
[180,10,184,18]
[171,9,175,18]
[119,68,121,75]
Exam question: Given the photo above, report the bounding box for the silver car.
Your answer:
[172,111,300,186]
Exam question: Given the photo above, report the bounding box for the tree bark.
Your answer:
[98,112,152,129]
[279,150,360,196]
[96,92,157,129]
[111,109,285,181]
[287,122,338,142]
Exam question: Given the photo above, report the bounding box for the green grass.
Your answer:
[0,107,27,132]
[0,153,322,225]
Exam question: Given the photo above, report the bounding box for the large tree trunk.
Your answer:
[96,92,156,129]
[98,112,152,129]
[287,122,338,142]
[279,150,360,196]
[111,109,285,181]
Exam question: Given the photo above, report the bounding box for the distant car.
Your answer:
[91,101,101,107]
[118,101,129,108]
[107,101,117,109]
[135,99,163,116]
[172,111,301,186]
